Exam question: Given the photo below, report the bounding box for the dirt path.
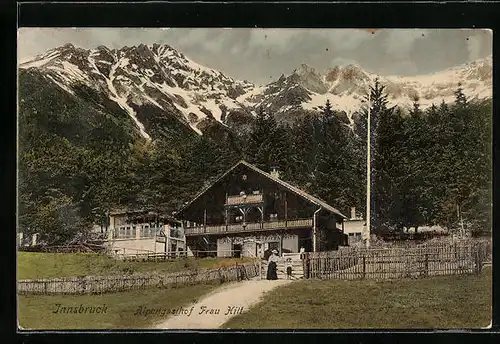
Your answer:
[152,278,292,329]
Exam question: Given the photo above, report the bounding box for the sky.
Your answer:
[18,28,492,85]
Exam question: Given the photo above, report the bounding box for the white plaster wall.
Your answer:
[242,240,257,258]
[343,220,364,234]
[282,235,298,253]
[217,238,232,258]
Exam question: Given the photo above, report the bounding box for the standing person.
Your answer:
[285,257,293,280]
[266,249,279,280]
[263,247,272,261]
[299,246,306,260]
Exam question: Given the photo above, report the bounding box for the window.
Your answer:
[348,233,354,237]
[355,233,361,237]
[268,242,279,251]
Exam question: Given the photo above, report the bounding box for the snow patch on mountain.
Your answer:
[236,85,268,106]
[108,58,151,140]
[46,74,76,96]
[19,42,492,139]
[238,56,492,117]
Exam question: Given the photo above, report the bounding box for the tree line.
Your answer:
[18,71,491,245]
[361,79,491,237]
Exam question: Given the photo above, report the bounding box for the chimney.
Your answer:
[270,166,280,179]
[350,207,356,220]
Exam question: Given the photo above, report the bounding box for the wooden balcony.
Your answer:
[184,218,313,236]
[225,193,263,206]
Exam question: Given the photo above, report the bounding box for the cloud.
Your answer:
[384,29,429,59]
[247,29,300,52]
[466,29,492,60]
[330,57,360,67]
[382,60,419,76]
[17,28,492,85]
[467,35,483,60]
[327,30,373,51]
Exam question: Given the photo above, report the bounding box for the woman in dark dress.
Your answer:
[266,249,279,280]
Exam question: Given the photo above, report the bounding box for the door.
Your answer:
[256,243,263,258]
[298,236,312,252]
[232,244,242,258]
[268,241,280,255]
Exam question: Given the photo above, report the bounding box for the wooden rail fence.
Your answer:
[304,241,491,280]
[19,244,106,253]
[17,262,260,295]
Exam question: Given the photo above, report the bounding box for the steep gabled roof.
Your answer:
[175,160,347,219]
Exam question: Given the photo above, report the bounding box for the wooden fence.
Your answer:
[115,249,253,261]
[18,262,260,295]
[19,244,106,253]
[304,241,491,280]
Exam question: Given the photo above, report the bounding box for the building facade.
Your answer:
[175,160,348,258]
[104,210,185,257]
[343,206,365,244]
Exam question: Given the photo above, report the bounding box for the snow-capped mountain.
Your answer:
[19,43,254,139]
[237,57,492,121]
[19,43,492,140]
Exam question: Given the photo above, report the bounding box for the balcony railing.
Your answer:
[225,193,263,206]
[155,236,185,243]
[112,226,163,239]
[184,218,313,236]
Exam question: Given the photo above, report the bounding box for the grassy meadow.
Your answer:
[223,267,492,329]
[17,251,255,280]
[18,283,219,329]
[17,251,255,329]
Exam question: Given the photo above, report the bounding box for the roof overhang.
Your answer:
[175,160,347,220]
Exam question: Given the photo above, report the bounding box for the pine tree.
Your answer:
[308,100,363,214]
[454,83,468,108]
[364,78,397,235]
[289,113,316,189]
[244,108,283,172]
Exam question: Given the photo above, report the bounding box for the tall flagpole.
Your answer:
[365,88,371,249]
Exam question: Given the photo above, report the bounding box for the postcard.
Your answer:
[17,28,492,330]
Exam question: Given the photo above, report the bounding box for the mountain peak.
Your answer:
[325,63,369,86]
[19,43,492,139]
[96,45,111,51]
[290,64,328,94]
[293,63,317,75]
[343,63,362,71]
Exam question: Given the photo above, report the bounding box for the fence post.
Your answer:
[362,255,366,279]
[305,254,310,279]
[425,253,429,277]
[475,247,483,274]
